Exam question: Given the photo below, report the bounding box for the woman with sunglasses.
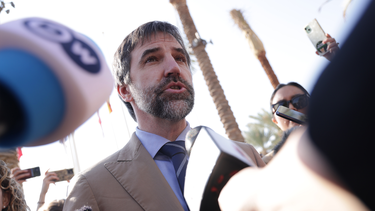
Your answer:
[262,82,310,164]
[270,82,310,131]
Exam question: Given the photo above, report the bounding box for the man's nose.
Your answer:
[164,55,181,77]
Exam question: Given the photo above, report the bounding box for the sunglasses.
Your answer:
[271,94,309,114]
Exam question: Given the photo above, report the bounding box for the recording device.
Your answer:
[50,168,74,182]
[184,126,256,211]
[0,17,113,148]
[276,105,307,125]
[22,166,41,180]
[304,19,329,56]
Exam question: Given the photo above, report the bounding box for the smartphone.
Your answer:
[304,19,329,56]
[276,106,307,125]
[22,167,41,179]
[50,168,74,182]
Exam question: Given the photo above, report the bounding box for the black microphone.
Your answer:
[184,126,256,211]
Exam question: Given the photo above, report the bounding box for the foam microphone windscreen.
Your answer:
[0,17,113,148]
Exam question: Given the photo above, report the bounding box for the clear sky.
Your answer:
[0,0,371,210]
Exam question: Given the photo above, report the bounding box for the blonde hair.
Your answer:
[0,160,30,211]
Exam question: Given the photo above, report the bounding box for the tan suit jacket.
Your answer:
[63,133,265,211]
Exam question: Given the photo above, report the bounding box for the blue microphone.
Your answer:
[0,17,113,148]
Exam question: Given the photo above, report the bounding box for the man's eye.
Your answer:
[175,56,186,63]
[145,57,157,63]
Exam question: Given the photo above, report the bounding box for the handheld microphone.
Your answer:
[0,17,113,148]
[184,126,256,211]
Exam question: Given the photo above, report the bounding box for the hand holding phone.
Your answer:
[304,19,329,56]
[49,168,74,182]
[276,106,307,125]
[11,167,41,182]
[10,167,29,184]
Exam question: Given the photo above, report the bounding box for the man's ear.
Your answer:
[2,191,10,208]
[117,84,133,102]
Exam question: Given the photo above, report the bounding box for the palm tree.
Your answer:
[230,9,280,89]
[244,109,282,155]
[170,0,245,142]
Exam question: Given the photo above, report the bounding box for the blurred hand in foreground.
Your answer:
[218,128,368,211]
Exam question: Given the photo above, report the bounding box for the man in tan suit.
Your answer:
[63,21,265,211]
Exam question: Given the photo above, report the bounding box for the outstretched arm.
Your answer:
[36,170,59,211]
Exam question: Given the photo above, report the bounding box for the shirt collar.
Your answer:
[135,122,191,159]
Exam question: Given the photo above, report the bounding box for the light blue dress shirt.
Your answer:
[135,122,190,211]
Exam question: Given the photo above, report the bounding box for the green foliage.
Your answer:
[244,108,282,155]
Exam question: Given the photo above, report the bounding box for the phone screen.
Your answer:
[276,106,307,125]
[304,19,329,56]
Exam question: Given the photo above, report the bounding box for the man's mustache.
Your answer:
[155,75,194,96]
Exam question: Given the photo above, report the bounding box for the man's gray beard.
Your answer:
[129,77,194,121]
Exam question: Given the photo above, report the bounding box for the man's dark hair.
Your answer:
[269,82,310,114]
[112,21,191,122]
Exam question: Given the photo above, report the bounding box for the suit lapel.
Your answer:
[104,133,184,211]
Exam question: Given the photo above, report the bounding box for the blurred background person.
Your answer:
[37,199,65,211]
[262,82,310,164]
[0,160,29,211]
[270,82,310,131]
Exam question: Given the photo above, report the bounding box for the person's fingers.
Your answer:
[316,51,319,55]
[14,172,30,180]
[10,167,20,174]
[12,169,27,176]
[50,176,59,181]
[326,33,332,38]
[219,168,261,211]
[327,43,339,53]
[45,172,57,177]
[45,174,59,183]
[329,46,340,54]
[45,168,50,175]
[323,38,336,44]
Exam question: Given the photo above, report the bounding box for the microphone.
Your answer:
[184,126,256,211]
[0,17,113,148]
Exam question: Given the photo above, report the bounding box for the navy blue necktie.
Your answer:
[160,141,188,193]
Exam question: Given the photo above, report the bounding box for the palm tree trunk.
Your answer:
[170,0,245,142]
[230,9,280,89]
